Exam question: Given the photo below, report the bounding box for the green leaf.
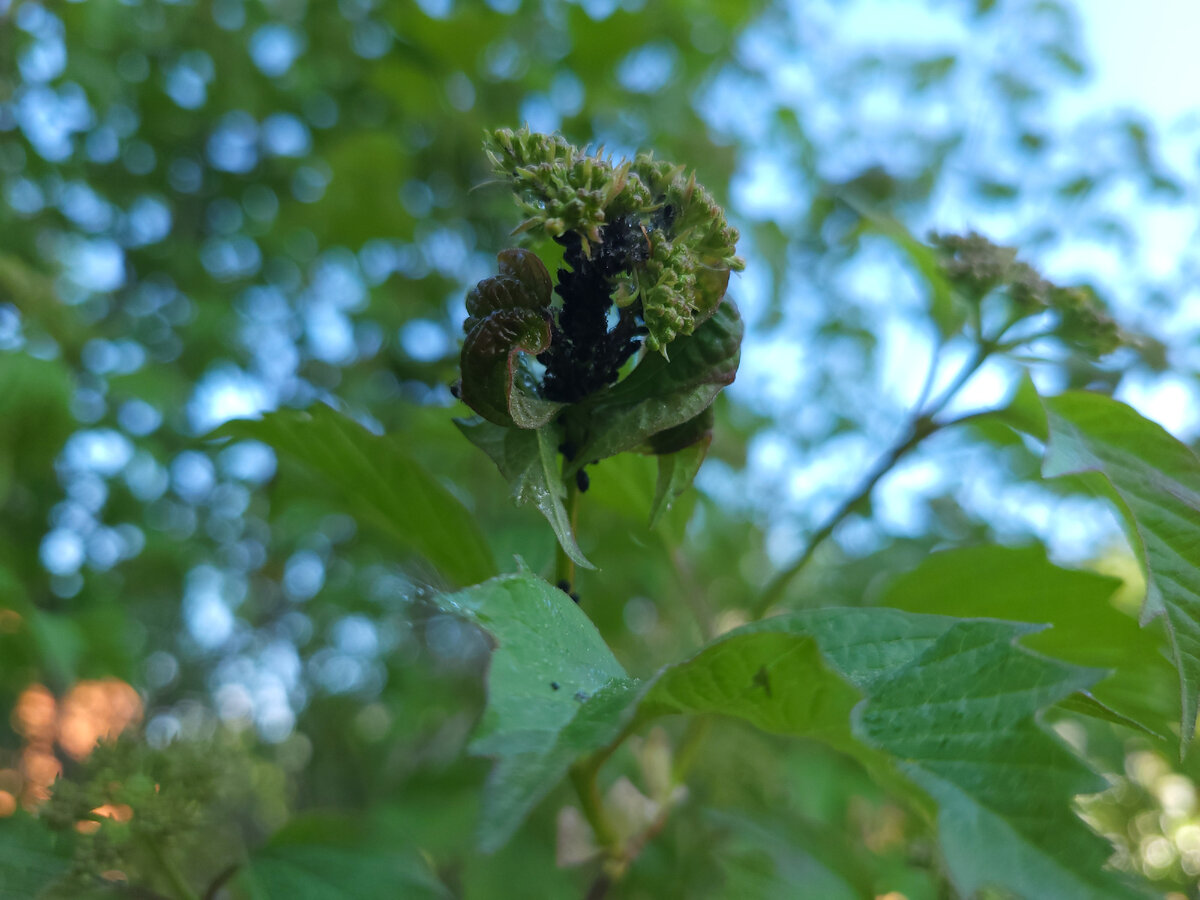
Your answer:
[1040,391,1200,744]
[455,418,594,570]
[566,300,742,473]
[0,813,69,899]
[649,613,1140,898]
[0,352,74,503]
[649,439,709,529]
[459,249,563,429]
[440,573,1145,896]
[645,405,713,528]
[996,370,1048,439]
[212,404,496,587]
[28,611,85,686]
[708,810,868,900]
[849,618,1141,899]
[237,815,449,899]
[880,544,1177,740]
[643,403,715,455]
[437,565,629,850]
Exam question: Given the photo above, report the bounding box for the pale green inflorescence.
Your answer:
[484,127,744,354]
[930,230,1123,356]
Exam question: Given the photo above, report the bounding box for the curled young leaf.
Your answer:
[459,249,564,428]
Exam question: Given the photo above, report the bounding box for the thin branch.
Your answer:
[919,341,990,420]
[911,331,944,415]
[751,414,938,619]
[570,311,1025,890]
[753,329,1002,619]
[994,328,1059,354]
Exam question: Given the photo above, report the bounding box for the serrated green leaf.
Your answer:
[660,613,1141,897]
[1040,391,1200,745]
[565,300,742,473]
[437,566,629,850]
[851,618,1142,899]
[236,815,449,899]
[440,573,1145,896]
[881,544,1177,740]
[0,813,69,899]
[211,404,496,587]
[454,417,593,570]
[1058,691,1164,737]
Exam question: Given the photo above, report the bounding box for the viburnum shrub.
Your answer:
[18,131,1200,899]
[421,132,1190,898]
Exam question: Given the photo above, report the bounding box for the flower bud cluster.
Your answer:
[42,735,242,891]
[930,231,1122,356]
[485,127,743,356]
[485,128,625,250]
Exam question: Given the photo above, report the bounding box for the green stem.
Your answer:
[570,752,619,850]
[994,328,1059,354]
[753,337,997,619]
[919,340,990,421]
[752,414,938,619]
[671,716,712,783]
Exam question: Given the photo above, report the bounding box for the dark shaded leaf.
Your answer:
[459,249,563,429]
[0,352,74,503]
